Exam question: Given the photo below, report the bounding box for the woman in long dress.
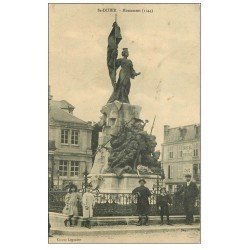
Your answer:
[62,185,81,227]
[108,48,141,104]
[82,186,96,229]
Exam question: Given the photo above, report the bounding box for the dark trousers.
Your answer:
[160,205,170,222]
[184,200,195,223]
[137,203,149,225]
[138,215,149,225]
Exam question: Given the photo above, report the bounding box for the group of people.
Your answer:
[60,173,199,229]
[62,184,95,229]
[132,174,199,226]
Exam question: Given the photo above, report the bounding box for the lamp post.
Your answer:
[57,170,60,189]
[82,164,89,193]
[156,174,159,195]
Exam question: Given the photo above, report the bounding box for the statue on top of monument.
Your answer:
[107,21,141,104]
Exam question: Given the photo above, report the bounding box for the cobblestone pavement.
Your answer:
[49,225,200,244]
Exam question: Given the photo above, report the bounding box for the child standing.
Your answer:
[156,187,173,225]
[62,185,81,227]
[82,185,96,229]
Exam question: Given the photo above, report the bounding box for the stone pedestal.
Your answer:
[89,173,159,193]
[91,101,142,175]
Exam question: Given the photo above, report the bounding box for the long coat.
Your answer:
[132,186,151,215]
[82,192,95,219]
[62,192,81,216]
[175,182,199,214]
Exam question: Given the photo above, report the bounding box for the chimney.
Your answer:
[164,125,170,141]
[164,125,170,132]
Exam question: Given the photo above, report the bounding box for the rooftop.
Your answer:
[50,100,75,111]
[163,124,200,143]
[49,100,90,126]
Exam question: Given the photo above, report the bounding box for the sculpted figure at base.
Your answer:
[106,119,162,177]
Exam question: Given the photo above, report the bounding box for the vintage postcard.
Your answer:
[48,3,200,244]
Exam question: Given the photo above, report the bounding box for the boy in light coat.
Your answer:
[82,185,95,229]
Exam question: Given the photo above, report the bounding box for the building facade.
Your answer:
[49,99,93,189]
[161,124,200,193]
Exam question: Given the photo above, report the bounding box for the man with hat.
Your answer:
[132,178,151,226]
[175,174,199,225]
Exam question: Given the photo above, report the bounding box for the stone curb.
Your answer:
[51,224,200,236]
[49,212,200,227]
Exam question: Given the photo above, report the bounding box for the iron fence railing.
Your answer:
[49,191,200,216]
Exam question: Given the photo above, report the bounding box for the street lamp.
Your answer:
[156,174,160,195]
[82,163,89,193]
[57,170,60,189]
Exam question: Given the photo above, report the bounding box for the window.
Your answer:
[70,161,79,176]
[71,130,79,145]
[169,152,174,158]
[195,126,199,135]
[168,165,173,179]
[59,160,68,176]
[61,129,69,144]
[193,149,199,157]
[179,150,183,158]
[193,143,199,157]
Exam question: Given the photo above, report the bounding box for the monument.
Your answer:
[90,19,163,193]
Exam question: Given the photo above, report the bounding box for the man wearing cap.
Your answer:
[132,178,151,226]
[175,174,199,225]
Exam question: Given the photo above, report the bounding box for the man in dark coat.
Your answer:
[175,174,199,225]
[132,178,151,226]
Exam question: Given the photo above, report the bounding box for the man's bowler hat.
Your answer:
[138,178,146,184]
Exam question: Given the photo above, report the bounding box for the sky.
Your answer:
[49,3,200,151]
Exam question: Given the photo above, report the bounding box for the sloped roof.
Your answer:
[49,105,87,124]
[49,100,88,125]
[164,124,200,143]
[50,100,75,110]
